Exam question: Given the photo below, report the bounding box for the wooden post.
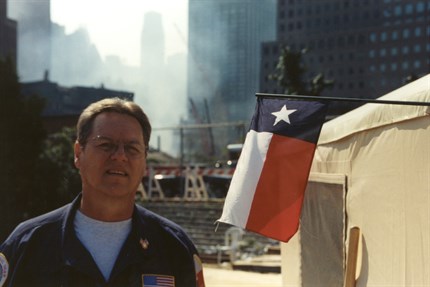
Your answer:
[344,226,361,287]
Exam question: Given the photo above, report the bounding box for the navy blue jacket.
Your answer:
[0,195,202,287]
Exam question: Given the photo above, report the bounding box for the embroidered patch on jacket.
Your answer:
[142,274,175,287]
[0,253,9,287]
[193,254,205,287]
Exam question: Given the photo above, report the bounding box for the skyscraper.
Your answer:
[8,0,51,81]
[0,0,17,64]
[187,0,276,157]
[260,0,430,115]
[141,11,165,81]
[139,11,166,115]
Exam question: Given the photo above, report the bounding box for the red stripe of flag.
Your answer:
[246,135,317,242]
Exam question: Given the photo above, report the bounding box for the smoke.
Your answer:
[8,1,187,156]
[7,0,276,159]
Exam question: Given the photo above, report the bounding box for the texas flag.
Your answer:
[218,97,327,242]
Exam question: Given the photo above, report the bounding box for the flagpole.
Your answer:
[255,93,430,107]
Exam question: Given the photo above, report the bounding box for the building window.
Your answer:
[414,60,421,68]
[334,15,340,25]
[402,61,409,70]
[394,5,402,16]
[370,33,377,42]
[414,44,421,53]
[373,8,381,17]
[391,30,398,40]
[403,28,410,38]
[338,37,345,47]
[343,14,350,23]
[380,64,386,72]
[391,63,398,71]
[280,24,285,32]
[381,32,388,41]
[380,49,387,57]
[363,11,370,19]
[416,2,425,12]
[414,27,422,37]
[391,47,398,55]
[405,4,414,14]
[402,46,409,54]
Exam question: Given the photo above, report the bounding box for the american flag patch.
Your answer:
[142,274,175,287]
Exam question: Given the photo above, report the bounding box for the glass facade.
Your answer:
[260,0,430,116]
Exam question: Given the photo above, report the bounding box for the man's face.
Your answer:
[74,112,147,200]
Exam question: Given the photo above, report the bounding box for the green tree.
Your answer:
[0,58,46,240]
[32,127,81,215]
[270,46,334,96]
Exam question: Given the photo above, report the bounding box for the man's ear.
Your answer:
[74,141,81,169]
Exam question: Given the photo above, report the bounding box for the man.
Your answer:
[0,98,205,287]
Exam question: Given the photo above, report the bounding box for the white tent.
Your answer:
[281,74,430,286]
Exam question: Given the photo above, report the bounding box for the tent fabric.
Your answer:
[318,76,430,145]
[282,74,430,286]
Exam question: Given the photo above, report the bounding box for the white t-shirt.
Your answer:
[74,210,132,281]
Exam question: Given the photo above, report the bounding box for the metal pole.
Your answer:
[179,127,184,169]
[204,98,215,156]
[256,93,430,107]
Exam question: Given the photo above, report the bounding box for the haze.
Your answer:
[51,0,188,66]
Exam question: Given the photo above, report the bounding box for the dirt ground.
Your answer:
[203,264,282,287]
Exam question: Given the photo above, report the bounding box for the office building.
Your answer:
[187,0,276,158]
[0,0,17,64]
[260,0,430,115]
[8,0,51,81]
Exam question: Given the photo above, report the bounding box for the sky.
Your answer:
[50,0,189,66]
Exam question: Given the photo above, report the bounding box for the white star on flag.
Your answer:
[271,105,297,125]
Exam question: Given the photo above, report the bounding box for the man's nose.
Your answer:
[110,143,128,160]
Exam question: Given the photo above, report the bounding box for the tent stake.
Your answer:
[344,227,361,287]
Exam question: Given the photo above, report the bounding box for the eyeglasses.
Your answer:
[86,135,147,159]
